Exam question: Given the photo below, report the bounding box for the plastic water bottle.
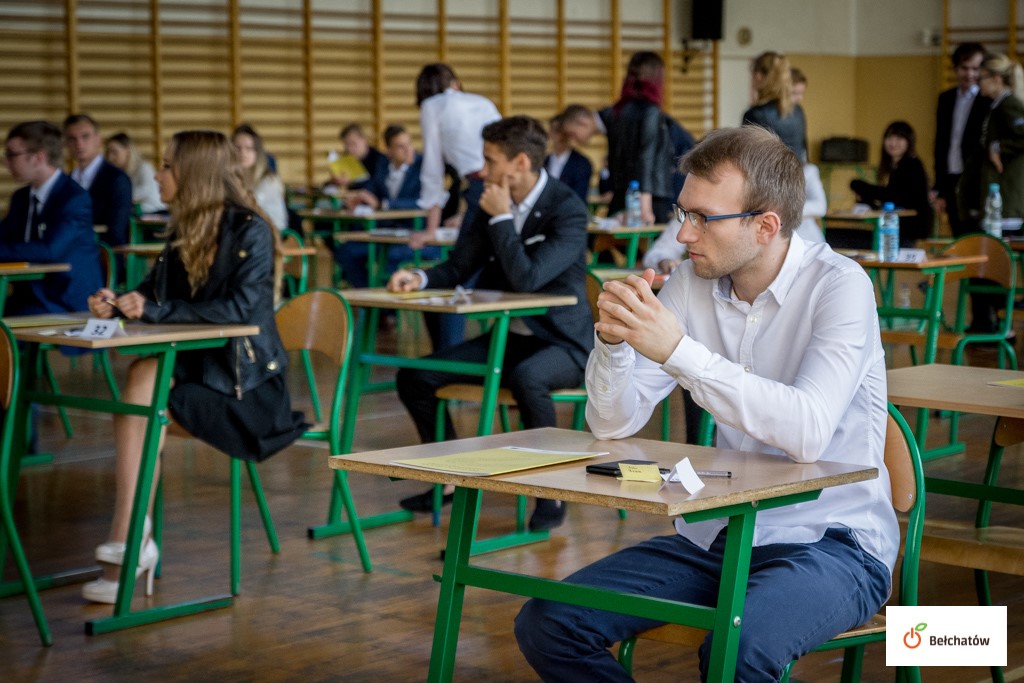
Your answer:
[984,183,1003,238]
[878,202,900,262]
[624,180,642,227]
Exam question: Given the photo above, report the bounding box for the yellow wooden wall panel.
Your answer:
[0,2,715,206]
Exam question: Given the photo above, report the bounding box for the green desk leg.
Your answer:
[704,510,756,683]
[428,486,479,682]
[309,308,413,539]
[0,275,8,314]
[86,344,233,634]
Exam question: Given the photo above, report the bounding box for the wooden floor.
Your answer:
[0,318,1022,682]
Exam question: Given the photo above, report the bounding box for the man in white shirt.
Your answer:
[516,126,896,681]
[63,113,133,246]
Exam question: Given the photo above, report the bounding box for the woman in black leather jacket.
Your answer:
[599,50,676,224]
[82,130,305,604]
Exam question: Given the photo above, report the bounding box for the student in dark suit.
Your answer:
[327,122,388,192]
[935,42,990,235]
[545,104,595,204]
[0,120,103,314]
[335,124,441,288]
[63,113,133,246]
[387,116,593,531]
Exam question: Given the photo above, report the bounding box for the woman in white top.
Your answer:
[232,123,288,231]
[105,132,166,214]
[796,163,827,242]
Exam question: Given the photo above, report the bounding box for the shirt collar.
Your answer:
[714,232,807,307]
[514,168,548,214]
[389,161,409,174]
[33,168,63,207]
[74,154,104,188]
[958,83,979,98]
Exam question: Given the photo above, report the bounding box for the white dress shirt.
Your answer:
[129,160,166,214]
[70,154,104,190]
[254,173,288,231]
[418,88,501,210]
[586,235,898,573]
[795,164,827,243]
[545,150,571,180]
[385,162,410,203]
[948,84,979,175]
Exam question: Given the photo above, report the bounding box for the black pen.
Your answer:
[101,297,127,318]
[695,469,732,478]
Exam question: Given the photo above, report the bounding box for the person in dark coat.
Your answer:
[63,113,133,246]
[388,116,592,531]
[82,130,305,604]
[0,120,102,314]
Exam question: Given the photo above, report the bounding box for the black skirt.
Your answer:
[168,372,308,462]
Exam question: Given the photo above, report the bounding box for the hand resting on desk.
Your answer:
[387,268,424,292]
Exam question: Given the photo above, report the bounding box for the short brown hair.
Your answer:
[679,126,804,237]
[481,116,548,172]
[7,120,63,166]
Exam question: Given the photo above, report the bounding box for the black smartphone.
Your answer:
[585,459,671,477]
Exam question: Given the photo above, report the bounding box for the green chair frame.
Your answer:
[0,320,52,645]
[276,289,371,572]
[618,403,925,683]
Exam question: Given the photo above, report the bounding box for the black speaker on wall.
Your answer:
[692,0,723,41]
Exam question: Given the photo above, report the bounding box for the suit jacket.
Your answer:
[980,93,1024,217]
[0,173,103,314]
[87,159,133,246]
[934,87,991,195]
[350,146,388,191]
[366,154,423,210]
[424,177,594,369]
[545,150,592,205]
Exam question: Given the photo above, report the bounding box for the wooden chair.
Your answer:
[918,415,1024,683]
[0,320,51,645]
[280,228,310,298]
[617,403,925,683]
[276,289,371,572]
[163,289,370,594]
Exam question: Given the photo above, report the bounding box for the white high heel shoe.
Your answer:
[82,538,159,604]
[94,516,153,565]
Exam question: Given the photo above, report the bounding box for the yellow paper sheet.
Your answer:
[618,463,663,483]
[393,446,606,476]
[329,154,369,183]
[389,289,461,300]
[989,378,1024,388]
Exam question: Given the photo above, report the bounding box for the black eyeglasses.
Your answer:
[673,205,765,231]
[2,150,29,162]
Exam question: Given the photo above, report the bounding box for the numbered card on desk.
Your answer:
[74,318,127,339]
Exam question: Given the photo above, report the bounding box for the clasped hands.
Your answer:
[595,269,683,364]
[87,288,146,320]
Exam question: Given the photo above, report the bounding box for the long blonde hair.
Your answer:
[983,54,1024,102]
[752,51,794,118]
[165,130,277,294]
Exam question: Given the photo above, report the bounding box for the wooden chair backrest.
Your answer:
[585,270,603,323]
[943,234,1015,288]
[280,229,305,280]
[994,416,1024,448]
[275,289,351,367]
[98,242,117,290]
[885,410,917,513]
[0,323,14,411]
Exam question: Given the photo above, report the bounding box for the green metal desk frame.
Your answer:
[868,260,968,460]
[11,336,237,635]
[427,485,823,682]
[588,228,662,270]
[311,304,556,555]
[303,213,426,286]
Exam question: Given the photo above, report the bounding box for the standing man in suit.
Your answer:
[0,120,103,314]
[388,115,592,531]
[63,113,133,246]
[335,124,439,289]
[935,42,990,235]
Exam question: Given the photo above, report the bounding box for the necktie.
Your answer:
[25,195,41,242]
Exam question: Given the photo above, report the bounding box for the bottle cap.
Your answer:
[628,180,639,190]
[882,202,895,211]
[990,183,1001,192]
